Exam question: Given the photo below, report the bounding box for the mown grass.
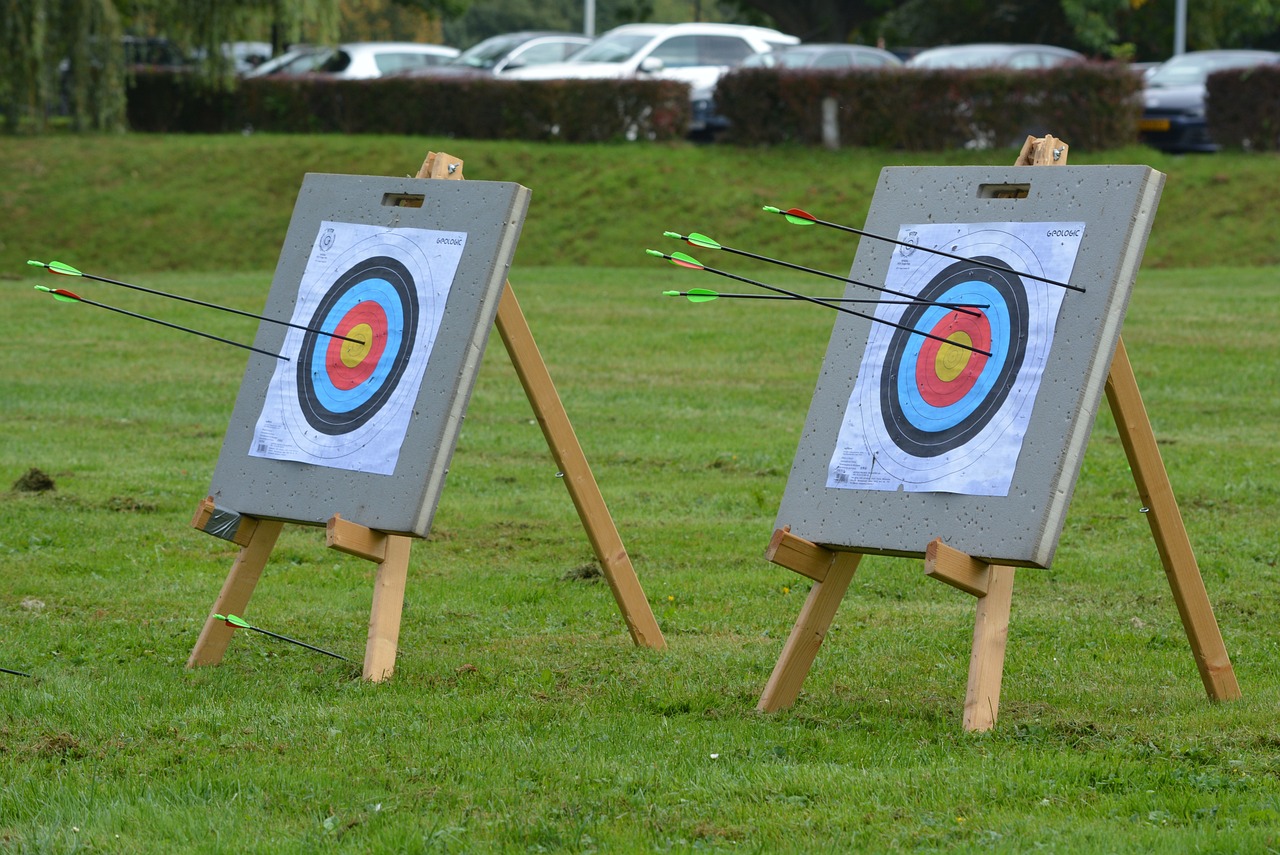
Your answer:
[3,215,1279,854]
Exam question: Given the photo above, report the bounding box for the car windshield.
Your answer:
[1147,53,1272,86]
[569,34,652,64]
[453,35,524,69]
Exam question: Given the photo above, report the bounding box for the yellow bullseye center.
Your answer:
[934,331,974,382]
[340,324,374,368]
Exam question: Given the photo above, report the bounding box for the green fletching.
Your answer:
[685,288,719,303]
[47,260,83,276]
[222,614,251,629]
[784,213,815,226]
[685,232,721,250]
[668,251,704,270]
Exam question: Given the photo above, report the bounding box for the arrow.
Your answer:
[663,288,954,307]
[648,250,992,357]
[665,231,987,315]
[1,667,32,678]
[27,260,364,345]
[214,613,349,661]
[761,207,1084,293]
[36,285,288,361]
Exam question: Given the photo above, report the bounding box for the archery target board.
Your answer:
[776,165,1164,568]
[207,173,530,537]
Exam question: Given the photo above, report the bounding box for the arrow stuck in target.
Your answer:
[27,259,366,345]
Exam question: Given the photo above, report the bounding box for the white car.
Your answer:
[248,42,459,79]
[504,22,799,134]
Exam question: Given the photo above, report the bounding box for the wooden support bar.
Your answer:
[924,538,991,598]
[757,551,861,712]
[963,565,1015,732]
[364,533,412,682]
[764,527,839,583]
[187,518,284,667]
[191,496,258,547]
[1015,134,1069,166]
[326,513,389,563]
[1105,338,1241,701]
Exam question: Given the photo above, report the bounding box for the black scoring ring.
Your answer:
[879,257,1028,458]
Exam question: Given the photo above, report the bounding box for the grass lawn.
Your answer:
[3,251,1279,851]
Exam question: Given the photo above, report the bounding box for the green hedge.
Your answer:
[714,64,1144,150]
[1206,64,1280,152]
[126,71,692,142]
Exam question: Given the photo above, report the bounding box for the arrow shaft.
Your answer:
[1,667,32,677]
[73,295,288,361]
[43,265,364,345]
[673,291,981,308]
[681,258,992,357]
[248,626,349,661]
[716,242,987,316]
[774,211,1082,293]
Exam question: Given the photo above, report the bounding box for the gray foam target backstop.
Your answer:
[775,165,1164,568]
[206,173,530,537]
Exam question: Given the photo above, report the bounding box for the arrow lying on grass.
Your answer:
[762,206,1084,293]
[28,260,364,344]
[35,285,287,361]
[647,249,992,357]
[214,614,349,661]
[1,667,32,678]
[664,231,986,315]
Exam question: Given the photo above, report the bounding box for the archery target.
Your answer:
[250,221,466,475]
[827,222,1083,496]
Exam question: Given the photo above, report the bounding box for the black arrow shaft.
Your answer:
[73,296,288,361]
[248,626,349,661]
[75,270,365,344]
[683,258,992,357]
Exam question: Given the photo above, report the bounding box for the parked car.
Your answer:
[741,43,902,70]
[1139,49,1280,152]
[907,43,1084,69]
[401,31,592,78]
[247,42,459,79]
[504,22,799,135]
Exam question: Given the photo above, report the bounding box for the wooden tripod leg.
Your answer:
[758,551,861,712]
[1106,338,1240,700]
[963,565,1015,732]
[364,534,412,682]
[187,518,285,668]
[495,282,666,650]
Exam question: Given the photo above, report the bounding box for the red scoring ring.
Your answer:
[324,301,388,390]
[915,310,992,408]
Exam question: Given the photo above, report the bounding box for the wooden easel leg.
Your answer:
[494,282,666,650]
[963,565,1015,732]
[1106,338,1241,700]
[757,552,861,712]
[187,519,284,668]
[364,534,412,682]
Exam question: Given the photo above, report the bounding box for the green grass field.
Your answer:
[2,137,1279,852]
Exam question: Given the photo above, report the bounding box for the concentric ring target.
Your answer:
[879,257,1027,458]
[296,255,420,435]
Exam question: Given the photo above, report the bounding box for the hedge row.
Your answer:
[126,71,692,142]
[1206,64,1280,151]
[714,64,1144,150]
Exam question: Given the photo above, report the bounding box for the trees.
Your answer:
[1,0,342,133]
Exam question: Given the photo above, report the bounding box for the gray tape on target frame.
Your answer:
[774,164,1165,568]
[204,173,531,538]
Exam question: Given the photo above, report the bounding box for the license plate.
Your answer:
[1139,118,1171,132]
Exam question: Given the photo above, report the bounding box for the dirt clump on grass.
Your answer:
[12,468,55,492]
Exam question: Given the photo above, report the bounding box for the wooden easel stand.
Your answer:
[758,136,1239,731]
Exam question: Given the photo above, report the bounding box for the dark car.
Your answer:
[1139,49,1280,152]
[402,31,593,78]
[740,43,903,70]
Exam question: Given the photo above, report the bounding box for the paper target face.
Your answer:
[827,222,1083,496]
[250,222,466,475]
